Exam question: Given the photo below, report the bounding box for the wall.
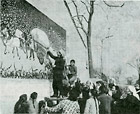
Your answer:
[0,0,66,71]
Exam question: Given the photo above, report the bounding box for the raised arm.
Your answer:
[47,51,58,60]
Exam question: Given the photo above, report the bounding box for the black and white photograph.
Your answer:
[0,0,140,114]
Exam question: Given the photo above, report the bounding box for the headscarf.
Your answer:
[19,94,27,102]
[59,49,65,58]
[127,85,139,100]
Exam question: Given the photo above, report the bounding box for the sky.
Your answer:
[1,0,140,83]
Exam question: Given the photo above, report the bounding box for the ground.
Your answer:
[0,78,52,114]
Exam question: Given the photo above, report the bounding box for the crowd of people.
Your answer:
[14,79,140,114]
[13,49,140,114]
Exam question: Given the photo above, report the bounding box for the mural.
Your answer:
[0,0,66,79]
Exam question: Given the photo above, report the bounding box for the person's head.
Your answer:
[70,59,75,66]
[57,50,65,58]
[86,80,91,88]
[126,88,132,95]
[30,92,38,100]
[57,51,62,57]
[92,83,96,90]
[19,94,27,102]
[38,100,46,113]
[22,32,27,40]
[96,81,104,92]
[126,86,138,96]
[135,84,140,89]
[76,78,81,83]
[99,86,108,94]
[89,89,97,98]
[108,83,115,90]
[112,85,116,90]
[96,81,104,87]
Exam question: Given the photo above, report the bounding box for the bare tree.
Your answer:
[64,0,125,78]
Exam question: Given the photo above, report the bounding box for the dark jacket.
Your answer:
[98,93,112,114]
[47,51,65,80]
[14,101,29,114]
[121,94,140,114]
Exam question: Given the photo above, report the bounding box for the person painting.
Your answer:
[47,50,65,98]
[67,59,77,85]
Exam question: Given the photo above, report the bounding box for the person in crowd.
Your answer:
[112,85,122,101]
[78,81,91,114]
[62,79,71,97]
[98,86,113,114]
[67,59,77,85]
[44,97,58,108]
[119,86,140,114]
[108,83,115,96]
[83,81,92,99]
[75,78,82,94]
[47,50,65,98]
[14,94,29,114]
[127,85,139,100]
[96,81,105,96]
[135,83,140,98]
[84,89,99,114]
[38,100,47,114]
[45,89,80,114]
[111,86,122,114]
[28,92,38,114]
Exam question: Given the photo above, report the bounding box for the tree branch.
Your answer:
[72,0,87,36]
[127,63,137,69]
[103,0,125,8]
[89,1,94,15]
[81,15,88,23]
[81,0,90,14]
[105,35,113,39]
[73,15,88,23]
[64,0,87,48]
[87,1,94,27]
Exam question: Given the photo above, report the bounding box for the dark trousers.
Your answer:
[52,79,63,96]
[78,98,87,114]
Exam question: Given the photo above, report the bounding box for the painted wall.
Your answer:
[1,0,140,84]
[0,0,66,71]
